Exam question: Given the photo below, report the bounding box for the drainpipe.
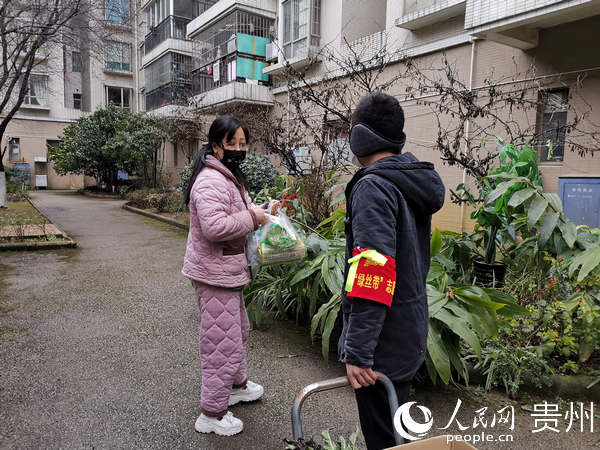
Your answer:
[134,6,140,112]
[461,37,477,232]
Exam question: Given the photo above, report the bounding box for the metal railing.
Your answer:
[145,16,190,54]
[145,82,192,111]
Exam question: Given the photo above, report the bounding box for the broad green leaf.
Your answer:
[558,220,577,248]
[445,302,486,339]
[322,257,343,294]
[569,246,600,282]
[290,265,320,285]
[544,193,563,213]
[308,272,321,319]
[310,295,337,338]
[424,353,438,385]
[539,211,559,245]
[487,179,519,204]
[427,284,448,316]
[431,228,442,257]
[321,303,341,362]
[426,322,452,385]
[427,262,445,282]
[434,309,482,358]
[465,304,498,337]
[483,288,529,317]
[508,188,535,207]
[446,339,469,383]
[527,195,549,227]
[454,286,504,310]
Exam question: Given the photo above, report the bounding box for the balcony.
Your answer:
[465,0,600,49]
[186,0,277,39]
[189,81,273,110]
[145,82,192,111]
[145,16,190,54]
[396,0,466,30]
[263,44,320,75]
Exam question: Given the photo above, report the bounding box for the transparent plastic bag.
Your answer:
[246,211,306,267]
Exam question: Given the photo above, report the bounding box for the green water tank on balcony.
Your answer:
[236,57,268,82]
[236,33,269,57]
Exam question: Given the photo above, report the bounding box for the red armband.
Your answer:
[345,248,397,307]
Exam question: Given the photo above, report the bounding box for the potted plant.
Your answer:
[460,141,542,287]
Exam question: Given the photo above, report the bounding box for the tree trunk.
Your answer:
[0,170,7,208]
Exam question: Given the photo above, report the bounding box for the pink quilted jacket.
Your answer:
[182,155,259,288]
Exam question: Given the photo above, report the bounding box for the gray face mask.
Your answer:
[351,154,365,168]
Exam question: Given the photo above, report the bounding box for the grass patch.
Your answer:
[0,201,49,226]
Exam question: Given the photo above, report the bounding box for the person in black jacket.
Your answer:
[339,92,445,449]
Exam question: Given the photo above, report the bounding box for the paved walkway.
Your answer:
[0,191,358,450]
[0,191,595,449]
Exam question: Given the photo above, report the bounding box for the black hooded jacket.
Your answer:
[338,152,445,381]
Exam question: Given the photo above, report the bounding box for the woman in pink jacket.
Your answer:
[182,115,278,436]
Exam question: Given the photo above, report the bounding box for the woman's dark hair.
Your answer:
[184,115,250,205]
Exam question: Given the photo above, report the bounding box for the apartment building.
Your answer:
[262,0,600,231]
[1,0,141,190]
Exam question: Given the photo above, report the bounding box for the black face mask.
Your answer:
[222,149,246,166]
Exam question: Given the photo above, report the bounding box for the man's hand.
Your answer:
[346,363,378,389]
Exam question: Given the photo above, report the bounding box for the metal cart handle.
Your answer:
[291,372,404,446]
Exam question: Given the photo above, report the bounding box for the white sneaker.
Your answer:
[228,380,264,406]
[194,411,243,436]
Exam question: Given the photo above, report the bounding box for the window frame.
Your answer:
[8,138,20,161]
[536,88,569,164]
[73,93,82,110]
[106,0,131,26]
[282,0,316,60]
[23,73,49,107]
[105,86,132,110]
[72,51,82,72]
[106,41,132,72]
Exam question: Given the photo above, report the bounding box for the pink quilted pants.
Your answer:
[194,281,249,417]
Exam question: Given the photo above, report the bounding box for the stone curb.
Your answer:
[0,200,78,251]
[79,190,121,200]
[122,204,189,231]
[0,239,77,251]
[468,366,600,400]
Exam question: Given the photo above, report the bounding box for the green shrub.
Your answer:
[240,152,279,194]
[178,161,194,194]
[125,189,184,214]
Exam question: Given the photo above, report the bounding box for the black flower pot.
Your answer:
[473,260,507,288]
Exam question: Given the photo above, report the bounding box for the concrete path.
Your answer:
[0,191,595,449]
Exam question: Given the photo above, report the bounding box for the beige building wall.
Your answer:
[269,10,600,232]
[1,5,141,190]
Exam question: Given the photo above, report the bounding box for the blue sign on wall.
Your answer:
[558,177,600,228]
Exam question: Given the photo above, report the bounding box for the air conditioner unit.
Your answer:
[293,146,312,174]
[266,43,278,62]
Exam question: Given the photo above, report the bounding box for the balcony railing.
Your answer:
[145,82,192,111]
[145,16,190,55]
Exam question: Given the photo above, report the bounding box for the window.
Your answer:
[23,74,49,107]
[106,0,130,25]
[311,0,320,37]
[283,1,291,46]
[46,140,61,159]
[8,138,20,161]
[106,86,131,110]
[106,41,131,71]
[72,51,81,72]
[146,0,170,30]
[73,93,81,109]
[537,88,568,163]
[282,0,316,59]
